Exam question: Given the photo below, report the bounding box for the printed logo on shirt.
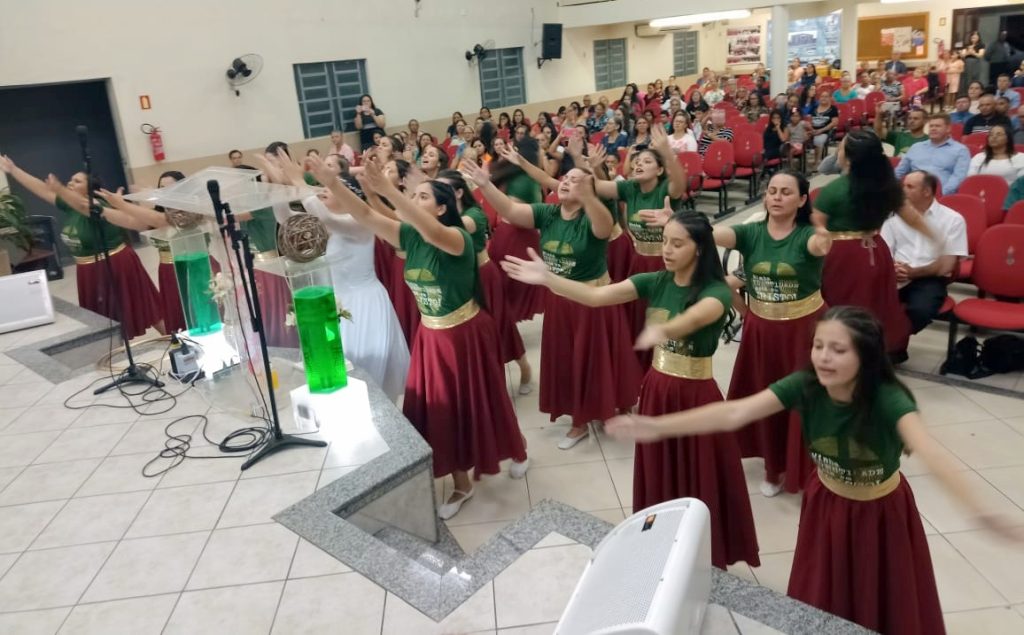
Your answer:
[627,213,664,244]
[646,308,696,356]
[60,227,81,250]
[541,240,576,277]
[749,261,799,302]
[405,268,442,314]
[810,436,886,485]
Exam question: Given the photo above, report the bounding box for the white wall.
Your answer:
[564,23,675,89]
[0,0,597,171]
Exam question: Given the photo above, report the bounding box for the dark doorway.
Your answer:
[0,80,127,260]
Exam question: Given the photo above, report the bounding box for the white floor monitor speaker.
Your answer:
[555,498,712,635]
[0,270,55,334]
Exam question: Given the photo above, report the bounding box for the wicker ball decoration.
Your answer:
[165,208,204,230]
[278,213,328,262]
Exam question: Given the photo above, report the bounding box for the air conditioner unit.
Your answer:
[635,24,685,38]
[555,498,712,635]
[0,269,54,334]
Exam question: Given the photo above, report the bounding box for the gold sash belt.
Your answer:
[652,349,713,380]
[477,251,491,266]
[829,230,876,241]
[633,240,663,256]
[74,243,127,265]
[253,249,279,262]
[748,290,824,321]
[420,299,480,330]
[158,248,173,265]
[817,469,901,501]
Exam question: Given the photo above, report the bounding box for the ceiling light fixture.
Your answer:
[649,10,752,28]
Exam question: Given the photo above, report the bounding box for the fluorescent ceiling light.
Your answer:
[649,10,751,28]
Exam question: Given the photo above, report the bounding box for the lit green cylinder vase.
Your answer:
[287,258,347,393]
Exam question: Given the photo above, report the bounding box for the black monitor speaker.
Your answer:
[542,23,562,59]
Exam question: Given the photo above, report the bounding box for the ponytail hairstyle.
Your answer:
[437,169,478,213]
[803,306,914,442]
[842,130,904,229]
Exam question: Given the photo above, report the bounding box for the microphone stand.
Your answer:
[80,128,164,394]
[207,180,325,470]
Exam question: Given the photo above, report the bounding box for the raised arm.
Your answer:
[0,156,56,205]
[650,125,688,199]
[501,247,638,306]
[97,188,168,229]
[462,160,535,228]
[576,175,613,239]
[361,160,466,256]
[606,388,786,441]
[308,155,400,247]
[496,145,559,191]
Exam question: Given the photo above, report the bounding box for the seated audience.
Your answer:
[967,123,1024,184]
[895,112,971,193]
[949,97,973,125]
[875,106,928,156]
[697,109,733,155]
[994,74,1021,109]
[964,94,1012,135]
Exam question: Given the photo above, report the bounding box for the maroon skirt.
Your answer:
[389,253,421,347]
[403,309,527,479]
[788,472,944,635]
[729,308,821,493]
[479,258,526,363]
[626,250,664,370]
[76,246,162,339]
[606,229,634,283]
[634,370,760,569]
[822,236,910,354]
[487,220,546,322]
[157,261,187,335]
[254,268,299,348]
[539,288,642,427]
[373,238,393,291]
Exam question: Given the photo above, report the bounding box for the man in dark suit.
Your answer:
[885,52,908,75]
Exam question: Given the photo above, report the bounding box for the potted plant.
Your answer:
[0,188,33,267]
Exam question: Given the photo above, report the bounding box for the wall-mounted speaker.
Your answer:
[542,23,563,60]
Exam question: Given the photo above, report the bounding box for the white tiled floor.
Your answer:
[1,190,1023,634]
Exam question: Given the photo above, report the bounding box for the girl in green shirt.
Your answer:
[0,155,162,338]
[467,159,642,450]
[503,210,759,569]
[606,306,1023,635]
[310,157,528,521]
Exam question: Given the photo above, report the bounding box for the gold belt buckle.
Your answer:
[652,349,713,379]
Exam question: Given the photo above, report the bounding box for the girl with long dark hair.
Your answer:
[504,211,759,569]
[310,158,529,520]
[437,169,532,393]
[608,306,1023,635]
[813,129,927,355]
[967,123,1023,184]
[467,161,642,450]
[0,156,163,338]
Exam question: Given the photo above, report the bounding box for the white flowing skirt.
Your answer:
[334,278,410,401]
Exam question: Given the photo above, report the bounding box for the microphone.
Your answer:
[75,125,90,161]
[207,179,225,225]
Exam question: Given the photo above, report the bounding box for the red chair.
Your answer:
[544,190,560,204]
[731,122,757,138]
[962,132,988,156]
[889,155,902,168]
[951,123,964,141]
[676,152,704,209]
[958,174,1010,226]
[1013,87,1024,103]
[864,92,885,121]
[589,132,605,145]
[701,140,737,217]
[846,98,866,128]
[732,129,764,202]
[1016,144,1024,154]
[832,102,851,142]
[1006,201,1024,225]
[754,114,770,133]
[940,194,988,282]
[942,224,1024,374]
[809,187,822,205]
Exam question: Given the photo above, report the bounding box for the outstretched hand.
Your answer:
[305,154,337,187]
[361,158,392,195]
[649,122,671,153]
[568,173,596,201]
[497,146,521,166]
[98,187,127,208]
[461,159,491,188]
[638,196,673,227]
[45,174,63,193]
[604,413,664,442]
[500,247,550,286]
[0,155,14,174]
[634,323,670,351]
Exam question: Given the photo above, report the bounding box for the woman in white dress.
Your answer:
[263,152,410,400]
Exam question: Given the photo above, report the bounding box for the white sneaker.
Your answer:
[510,457,530,479]
[759,480,783,497]
[438,489,474,520]
[558,429,590,450]
[518,383,534,396]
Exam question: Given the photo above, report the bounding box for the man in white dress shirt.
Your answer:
[881,171,969,341]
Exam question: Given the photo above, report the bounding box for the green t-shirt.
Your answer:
[629,272,731,357]
[303,172,320,186]
[885,130,928,156]
[55,196,124,258]
[399,222,476,317]
[814,175,875,232]
[506,173,542,204]
[531,204,608,282]
[769,371,917,485]
[243,207,279,253]
[615,178,681,245]
[463,206,489,254]
[733,222,822,302]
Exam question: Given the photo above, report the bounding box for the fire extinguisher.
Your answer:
[141,123,165,162]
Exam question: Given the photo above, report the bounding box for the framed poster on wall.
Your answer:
[726,26,763,66]
[858,13,929,61]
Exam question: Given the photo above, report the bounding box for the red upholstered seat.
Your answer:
[952,300,1024,330]
[732,129,764,201]
[940,194,988,282]
[951,123,964,141]
[701,141,736,217]
[1005,201,1024,225]
[958,175,1010,226]
[676,151,703,207]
